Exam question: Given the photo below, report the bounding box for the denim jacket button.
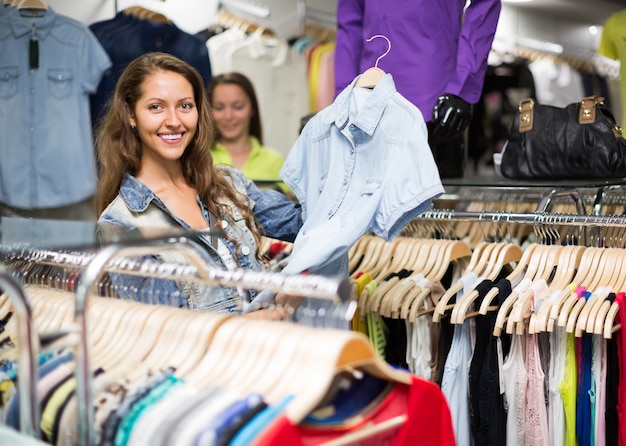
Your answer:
[221,220,229,229]
[241,246,251,256]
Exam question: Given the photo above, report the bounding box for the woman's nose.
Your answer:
[164,109,182,126]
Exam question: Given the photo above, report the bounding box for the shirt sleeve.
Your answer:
[444,0,502,104]
[333,0,365,98]
[230,169,303,242]
[81,28,113,94]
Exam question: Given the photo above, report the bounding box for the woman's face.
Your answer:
[211,83,253,143]
[131,70,198,165]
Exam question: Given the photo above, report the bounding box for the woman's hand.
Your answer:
[243,292,302,320]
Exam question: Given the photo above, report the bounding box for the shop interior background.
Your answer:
[36,0,626,159]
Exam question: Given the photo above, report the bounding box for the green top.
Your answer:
[211,136,290,194]
[211,136,284,181]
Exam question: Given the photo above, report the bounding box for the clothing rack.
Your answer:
[5,243,351,305]
[439,178,626,215]
[1,234,354,444]
[417,209,626,228]
[0,268,40,439]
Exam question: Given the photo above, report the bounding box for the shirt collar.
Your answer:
[324,73,397,136]
[8,6,56,40]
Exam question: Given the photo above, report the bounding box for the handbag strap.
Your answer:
[518,98,534,133]
[579,96,604,125]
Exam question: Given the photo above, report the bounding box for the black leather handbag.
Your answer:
[500,96,626,180]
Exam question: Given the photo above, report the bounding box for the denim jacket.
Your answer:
[98,167,302,312]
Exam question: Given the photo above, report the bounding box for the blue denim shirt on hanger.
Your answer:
[280,73,444,277]
[98,167,302,312]
[0,7,111,209]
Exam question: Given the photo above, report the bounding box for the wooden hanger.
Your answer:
[265,327,412,423]
[571,247,622,335]
[367,238,427,315]
[403,240,470,321]
[491,242,539,298]
[431,239,495,322]
[351,236,391,277]
[398,240,471,322]
[377,238,442,316]
[492,243,558,336]
[507,244,563,334]
[528,245,585,333]
[355,35,391,89]
[572,286,611,336]
[556,246,609,331]
[17,0,47,10]
[451,242,522,324]
[546,246,603,332]
[603,299,621,339]
[348,234,377,274]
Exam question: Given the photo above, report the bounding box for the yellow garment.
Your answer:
[361,280,389,358]
[559,331,577,446]
[308,42,335,113]
[352,273,373,333]
[210,136,289,193]
[41,376,76,442]
[598,9,626,130]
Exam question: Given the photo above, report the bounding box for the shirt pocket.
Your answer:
[0,66,19,99]
[47,68,74,99]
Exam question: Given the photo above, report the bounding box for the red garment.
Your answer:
[616,292,626,446]
[252,375,455,446]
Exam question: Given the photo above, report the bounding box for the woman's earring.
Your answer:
[130,122,136,130]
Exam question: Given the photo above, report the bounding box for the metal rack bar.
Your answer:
[417,209,626,227]
[0,268,40,439]
[68,237,352,445]
[5,245,351,304]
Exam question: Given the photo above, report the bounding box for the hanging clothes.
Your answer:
[0,6,111,210]
[88,10,212,127]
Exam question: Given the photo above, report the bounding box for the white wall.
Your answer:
[495,4,602,59]
[46,0,218,33]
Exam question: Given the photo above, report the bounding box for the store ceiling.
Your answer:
[509,0,626,25]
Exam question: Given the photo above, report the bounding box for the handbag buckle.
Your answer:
[518,98,534,133]
[579,96,598,124]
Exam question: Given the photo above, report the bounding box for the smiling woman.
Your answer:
[93,52,304,314]
[207,72,288,191]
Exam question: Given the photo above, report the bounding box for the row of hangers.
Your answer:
[516,47,598,75]
[349,230,623,339]
[212,9,276,38]
[0,285,412,444]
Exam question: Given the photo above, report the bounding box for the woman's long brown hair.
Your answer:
[94,52,264,258]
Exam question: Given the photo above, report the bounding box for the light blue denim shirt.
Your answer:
[280,73,444,277]
[98,167,302,312]
[0,7,111,209]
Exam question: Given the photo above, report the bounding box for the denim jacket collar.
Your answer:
[119,173,160,213]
